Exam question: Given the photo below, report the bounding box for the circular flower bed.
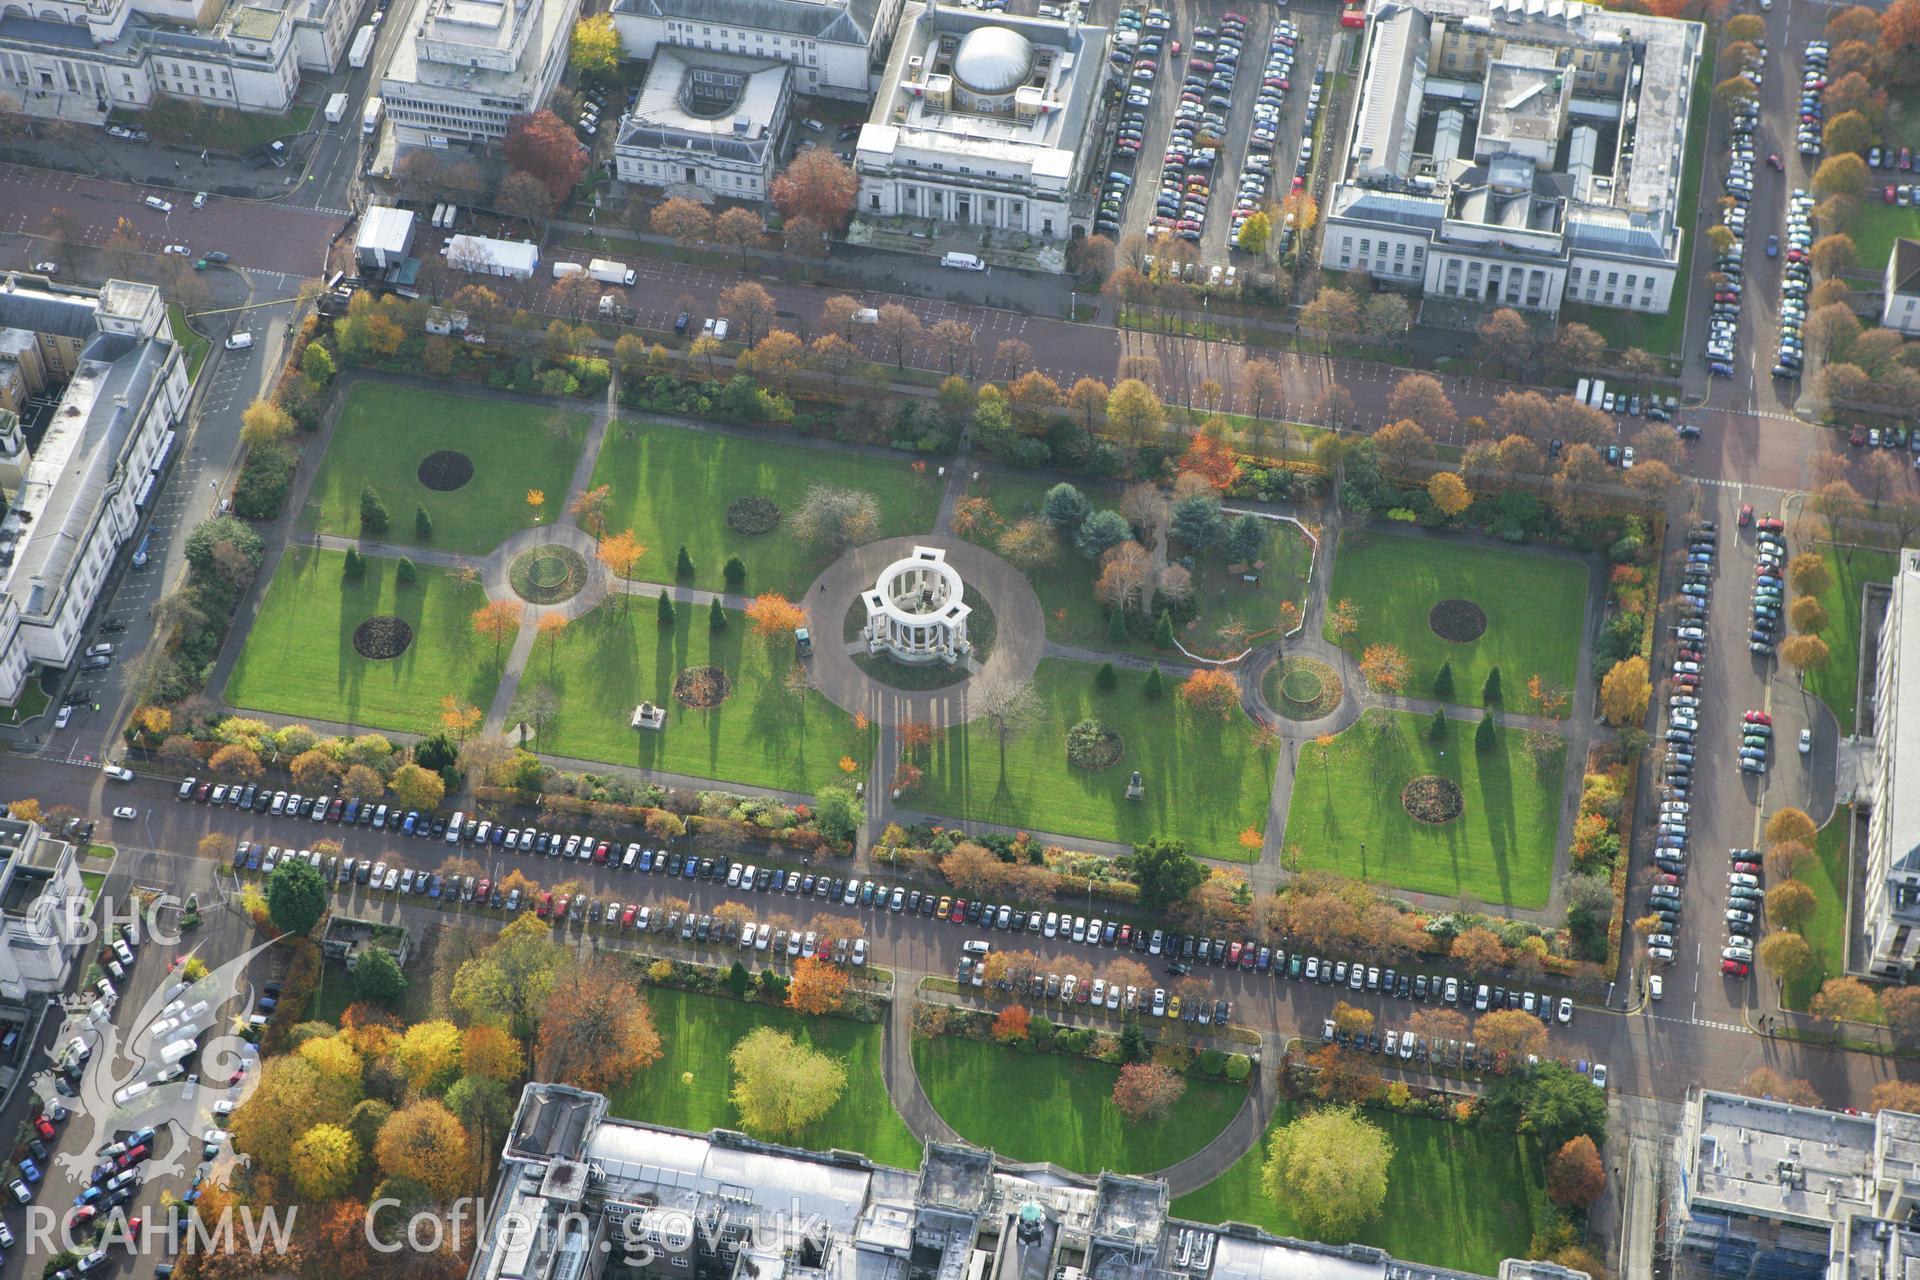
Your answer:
[417,450,475,492]
[1066,717,1124,770]
[1401,775,1465,824]
[1262,656,1343,721]
[1428,598,1488,643]
[509,546,589,605]
[352,615,414,661]
[726,497,781,536]
[674,665,733,709]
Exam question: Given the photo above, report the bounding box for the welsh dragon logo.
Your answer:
[33,937,275,1185]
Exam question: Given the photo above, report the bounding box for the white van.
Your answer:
[432,203,448,229]
[941,251,987,271]
[159,1038,198,1066]
[852,307,881,324]
[551,261,585,279]
[224,332,253,350]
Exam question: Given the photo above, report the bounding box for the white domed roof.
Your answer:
[954,25,1034,94]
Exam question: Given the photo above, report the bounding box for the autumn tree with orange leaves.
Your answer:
[1178,432,1242,490]
[536,960,664,1092]
[786,955,850,1014]
[1358,643,1411,693]
[471,599,524,665]
[1178,668,1240,718]
[993,1004,1032,1044]
[746,593,807,637]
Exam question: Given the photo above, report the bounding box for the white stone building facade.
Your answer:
[609,0,902,100]
[380,0,579,150]
[0,276,189,707]
[854,6,1106,241]
[0,0,358,120]
[1320,0,1701,317]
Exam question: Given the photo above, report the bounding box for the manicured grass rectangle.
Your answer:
[1848,201,1920,276]
[303,383,588,555]
[590,421,941,597]
[910,1035,1246,1176]
[1326,530,1588,713]
[1804,547,1899,736]
[226,545,503,735]
[608,987,921,1168]
[1783,807,1855,1012]
[968,475,1315,658]
[169,304,208,382]
[1284,710,1564,909]
[1170,1103,1548,1275]
[911,658,1277,859]
[536,599,873,794]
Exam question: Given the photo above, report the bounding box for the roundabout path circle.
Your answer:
[803,535,1044,729]
[485,524,614,620]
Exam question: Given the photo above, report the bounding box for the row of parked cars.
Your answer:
[1746,522,1790,672]
[1148,14,1252,244]
[1707,46,1763,378]
[1228,20,1303,250]
[1795,40,1826,157]
[1773,186,1814,379]
[1097,7,1167,237]
[1651,519,1715,963]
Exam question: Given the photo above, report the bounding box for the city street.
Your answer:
[6,755,1915,1119]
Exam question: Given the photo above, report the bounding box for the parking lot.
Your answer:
[1094,0,1332,276]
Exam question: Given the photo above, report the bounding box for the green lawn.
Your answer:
[0,676,50,727]
[1284,710,1565,909]
[965,474,1315,658]
[590,420,941,596]
[911,1036,1246,1175]
[226,546,504,736]
[81,870,107,903]
[535,598,873,794]
[910,658,1277,859]
[169,304,209,383]
[1326,531,1588,713]
[1783,806,1856,1011]
[1803,547,1900,735]
[303,383,588,555]
[1848,201,1920,275]
[1171,1103,1548,1274]
[608,987,921,1167]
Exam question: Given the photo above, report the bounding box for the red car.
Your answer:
[622,905,637,927]
[1744,710,1772,725]
[1768,153,1784,170]
[1739,503,1753,526]
[1851,424,1868,447]
[1887,185,1899,204]
[1117,925,1132,946]
[1227,941,1243,965]
[1654,873,1681,886]
[593,841,610,863]
[1722,959,1751,976]
[555,894,571,919]
[476,877,491,902]
[1757,515,1785,532]
[1733,862,1762,876]
[950,898,967,923]
[32,1116,54,1141]
[537,892,553,919]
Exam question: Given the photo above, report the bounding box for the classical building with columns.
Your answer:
[1320,0,1702,317]
[853,3,1107,242]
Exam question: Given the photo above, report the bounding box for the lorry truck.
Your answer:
[362,96,383,135]
[324,92,349,124]
[348,24,376,67]
[589,258,636,286]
